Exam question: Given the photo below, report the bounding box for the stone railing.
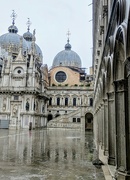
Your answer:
[47,107,81,129]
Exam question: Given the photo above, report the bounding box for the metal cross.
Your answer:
[26,18,32,31]
[10,10,17,25]
[66,30,71,39]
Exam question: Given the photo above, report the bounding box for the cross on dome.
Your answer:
[10,10,17,25]
[66,30,71,42]
[26,18,32,32]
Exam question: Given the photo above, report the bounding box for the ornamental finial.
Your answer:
[10,10,17,26]
[66,29,71,43]
[26,18,32,32]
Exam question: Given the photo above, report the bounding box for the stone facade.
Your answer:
[47,39,94,131]
[93,0,130,179]
[0,16,49,129]
[47,86,94,131]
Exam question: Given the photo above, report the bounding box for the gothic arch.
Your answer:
[113,26,126,80]
[116,0,126,25]
[113,24,129,172]
[126,9,130,57]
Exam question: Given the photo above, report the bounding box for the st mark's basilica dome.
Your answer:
[0,12,43,60]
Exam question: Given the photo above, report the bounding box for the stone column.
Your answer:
[32,97,34,111]
[52,96,55,106]
[127,72,130,175]
[103,98,108,155]
[98,106,103,146]
[101,104,104,149]
[107,92,116,165]
[93,110,98,150]
[114,79,130,179]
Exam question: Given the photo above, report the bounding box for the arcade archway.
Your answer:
[85,113,93,131]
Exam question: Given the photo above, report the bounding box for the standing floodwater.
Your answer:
[0,129,104,180]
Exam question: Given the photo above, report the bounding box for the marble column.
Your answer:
[107,92,116,165]
[93,110,98,150]
[103,98,108,155]
[101,103,104,149]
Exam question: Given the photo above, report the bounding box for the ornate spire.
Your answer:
[8,10,18,33]
[66,29,71,43]
[65,30,71,50]
[66,30,71,40]
[26,18,32,32]
[23,18,33,41]
[10,10,17,26]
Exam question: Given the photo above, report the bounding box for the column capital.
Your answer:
[114,79,127,92]
[107,91,114,100]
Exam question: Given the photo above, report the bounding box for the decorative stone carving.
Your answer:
[2,98,6,111]
[126,59,130,72]
[13,105,18,116]
[114,79,127,92]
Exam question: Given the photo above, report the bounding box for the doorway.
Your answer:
[85,113,93,131]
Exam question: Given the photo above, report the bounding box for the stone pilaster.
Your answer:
[81,106,85,132]
[107,91,116,165]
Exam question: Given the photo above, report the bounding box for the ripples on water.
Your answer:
[0,129,105,180]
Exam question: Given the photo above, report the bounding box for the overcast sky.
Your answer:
[0,0,92,73]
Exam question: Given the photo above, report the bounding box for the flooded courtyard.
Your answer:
[0,129,105,180]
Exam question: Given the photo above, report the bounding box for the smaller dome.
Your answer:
[8,25,18,33]
[23,31,33,42]
[26,41,43,58]
[65,39,72,50]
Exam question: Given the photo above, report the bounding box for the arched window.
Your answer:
[33,102,35,111]
[90,98,93,106]
[26,101,29,111]
[65,97,68,106]
[57,97,60,106]
[49,97,52,106]
[73,98,76,106]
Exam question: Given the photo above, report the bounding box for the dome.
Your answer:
[0,22,28,52]
[52,39,82,68]
[26,41,43,58]
[23,20,43,59]
[0,33,28,51]
[23,31,33,42]
[0,15,43,58]
[8,25,18,33]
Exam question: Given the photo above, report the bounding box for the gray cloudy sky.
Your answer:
[0,0,92,72]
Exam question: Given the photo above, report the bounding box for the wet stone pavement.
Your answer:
[0,129,105,180]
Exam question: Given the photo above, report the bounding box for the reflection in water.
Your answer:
[0,129,104,180]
